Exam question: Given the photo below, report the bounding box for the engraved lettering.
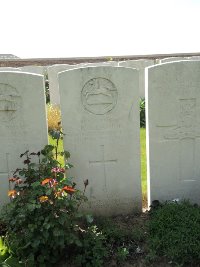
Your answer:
[0,83,21,122]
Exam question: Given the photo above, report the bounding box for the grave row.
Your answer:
[0,60,200,215]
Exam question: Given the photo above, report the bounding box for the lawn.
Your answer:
[48,135,64,166]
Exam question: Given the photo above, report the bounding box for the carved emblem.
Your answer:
[164,99,198,139]
[0,83,21,122]
[81,78,118,115]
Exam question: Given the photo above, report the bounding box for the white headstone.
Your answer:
[118,59,154,98]
[0,72,48,206]
[160,57,189,63]
[21,66,45,75]
[0,67,22,71]
[48,64,83,105]
[59,66,141,216]
[0,66,45,75]
[147,61,200,206]
[48,62,118,105]
[160,56,200,64]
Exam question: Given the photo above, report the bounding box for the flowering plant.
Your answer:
[1,145,89,266]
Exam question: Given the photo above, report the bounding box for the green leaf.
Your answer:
[64,151,70,159]
[31,181,41,188]
[85,214,94,224]
[53,228,61,237]
[4,256,25,267]
[27,204,36,211]
[32,239,40,248]
[65,163,73,169]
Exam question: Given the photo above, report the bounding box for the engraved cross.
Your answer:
[89,145,117,190]
[157,99,200,182]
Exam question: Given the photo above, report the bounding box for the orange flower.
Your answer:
[51,180,58,187]
[54,191,62,198]
[41,178,52,185]
[62,186,76,194]
[8,190,17,197]
[15,179,23,185]
[39,196,49,203]
[9,177,17,182]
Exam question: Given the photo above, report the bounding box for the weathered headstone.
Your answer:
[160,57,189,63]
[21,66,46,75]
[48,64,84,105]
[0,67,22,71]
[118,59,154,98]
[0,66,46,75]
[0,72,48,206]
[48,62,118,105]
[59,66,141,216]
[147,61,200,206]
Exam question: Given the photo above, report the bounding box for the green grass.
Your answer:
[48,135,64,166]
[49,128,147,206]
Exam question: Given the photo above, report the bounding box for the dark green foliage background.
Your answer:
[147,201,200,266]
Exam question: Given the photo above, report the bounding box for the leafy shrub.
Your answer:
[75,225,107,267]
[116,247,129,263]
[45,77,50,104]
[1,145,88,266]
[147,201,200,266]
[140,98,145,128]
[47,104,61,132]
[0,236,9,263]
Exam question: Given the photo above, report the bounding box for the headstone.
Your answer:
[0,54,19,59]
[160,56,200,64]
[118,59,154,98]
[59,66,141,216]
[85,61,118,67]
[147,61,200,206]
[0,72,48,206]
[160,57,189,63]
[21,66,46,75]
[48,62,118,105]
[48,64,84,105]
[0,66,46,75]
[0,67,21,71]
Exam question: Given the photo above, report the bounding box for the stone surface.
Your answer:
[0,72,48,206]
[146,61,200,206]
[48,62,118,105]
[160,57,189,63]
[0,67,21,71]
[0,66,46,75]
[21,65,46,75]
[48,64,84,105]
[0,54,19,59]
[160,56,200,63]
[59,66,142,216]
[118,59,154,98]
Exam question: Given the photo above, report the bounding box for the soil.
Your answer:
[58,211,172,267]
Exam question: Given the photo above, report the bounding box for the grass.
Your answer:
[48,135,64,166]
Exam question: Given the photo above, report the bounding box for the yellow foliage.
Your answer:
[47,104,61,131]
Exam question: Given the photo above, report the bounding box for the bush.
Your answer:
[75,225,107,267]
[47,104,61,132]
[140,98,145,128]
[0,145,88,266]
[147,201,200,266]
[45,72,50,104]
